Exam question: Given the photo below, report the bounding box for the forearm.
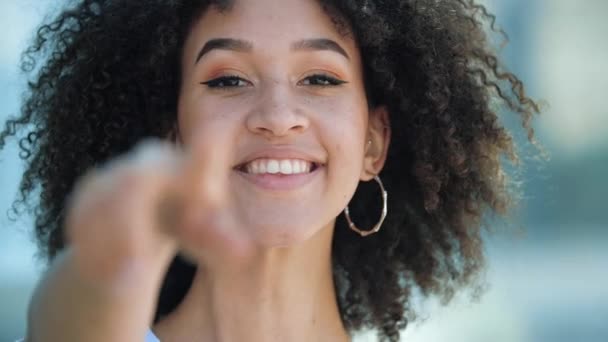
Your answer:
[26,248,169,342]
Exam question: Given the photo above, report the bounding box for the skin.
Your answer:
[155,0,390,341]
[25,0,390,341]
[12,0,540,339]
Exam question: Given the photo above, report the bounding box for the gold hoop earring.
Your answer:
[344,175,388,237]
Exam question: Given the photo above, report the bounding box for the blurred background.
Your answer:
[1,0,606,341]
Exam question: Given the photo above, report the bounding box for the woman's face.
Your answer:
[177,0,387,247]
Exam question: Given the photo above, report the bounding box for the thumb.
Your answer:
[173,132,255,263]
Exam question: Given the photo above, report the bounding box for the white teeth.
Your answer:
[251,161,260,174]
[280,160,292,174]
[244,159,315,175]
[267,160,280,174]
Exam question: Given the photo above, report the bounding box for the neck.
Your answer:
[153,222,350,342]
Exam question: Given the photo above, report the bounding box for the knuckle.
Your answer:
[119,167,143,187]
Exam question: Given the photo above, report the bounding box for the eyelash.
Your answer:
[300,74,347,86]
[201,75,250,88]
[200,74,347,89]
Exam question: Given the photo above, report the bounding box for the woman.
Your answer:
[0,0,540,341]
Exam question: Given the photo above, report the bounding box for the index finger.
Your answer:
[179,131,230,212]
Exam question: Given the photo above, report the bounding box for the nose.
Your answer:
[245,85,309,138]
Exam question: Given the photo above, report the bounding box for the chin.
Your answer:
[249,220,330,248]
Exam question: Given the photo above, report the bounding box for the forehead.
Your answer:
[183,0,357,57]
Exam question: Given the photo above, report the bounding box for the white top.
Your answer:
[145,329,161,342]
[17,330,160,342]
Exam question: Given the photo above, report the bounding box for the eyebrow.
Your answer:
[291,38,350,60]
[195,38,253,64]
[194,37,350,64]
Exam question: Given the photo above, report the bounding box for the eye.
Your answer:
[299,74,347,86]
[201,75,251,88]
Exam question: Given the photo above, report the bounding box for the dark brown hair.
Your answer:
[0,0,540,340]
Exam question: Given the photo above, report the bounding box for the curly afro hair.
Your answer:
[0,0,540,340]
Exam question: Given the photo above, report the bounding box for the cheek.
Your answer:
[319,98,368,154]
[327,137,365,210]
[176,90,200,143]
[332,132,365,175]
[177,91,238,145]
[318,99,368,180]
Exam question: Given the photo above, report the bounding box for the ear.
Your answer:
[361,105,391,181]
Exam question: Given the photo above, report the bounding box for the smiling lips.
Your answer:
[234,148,324,176]
[242,158,316,175]
[234,152,324,191]
[235,159,322,191]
